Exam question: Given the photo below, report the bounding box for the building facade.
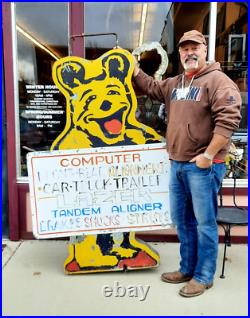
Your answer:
[2,2,248,240]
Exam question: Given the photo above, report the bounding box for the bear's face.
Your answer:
[70,74,132,143]
[52,49,161,148]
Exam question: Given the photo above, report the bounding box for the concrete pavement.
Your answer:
[2,240,248,316]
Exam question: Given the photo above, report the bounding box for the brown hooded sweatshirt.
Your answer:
[134,62,242,161]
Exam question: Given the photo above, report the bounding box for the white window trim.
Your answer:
[11,3,21,179]
[222,178,248,188]
[208,2,217,62]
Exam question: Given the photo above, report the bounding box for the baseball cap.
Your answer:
[178,30,207,47]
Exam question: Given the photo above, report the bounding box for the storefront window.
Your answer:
[215,2,248,180]
[84,2,173,137]
[15,3,69,177]
[84,3,212,138]
[14,2,247,183]
[84,2,247,182]
[162,2,210,76]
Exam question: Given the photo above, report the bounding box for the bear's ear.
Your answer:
[52,58,85,97]
[101,51,131,84]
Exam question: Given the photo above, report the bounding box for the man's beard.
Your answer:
[183,56,199,71]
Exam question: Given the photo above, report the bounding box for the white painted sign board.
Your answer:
[27,143,172,238]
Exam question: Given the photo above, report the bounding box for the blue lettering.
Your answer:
[137,204,145,211]
[82,208,90,215]
[153,202,162,210]
[130,204,137,212]
[74,209,81,216]
[51,207,101,218]
[144,203,153,211]
[92,207,101,214]
[66,209,74,217]
[47,220,57,231]
[51,210,58,217]
[59,210,67,217]
[112,206,120,213]
[39,221,46,232]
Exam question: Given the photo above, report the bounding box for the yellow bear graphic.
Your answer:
[52,48,162,273]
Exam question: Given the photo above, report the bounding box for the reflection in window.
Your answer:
[84,3,172,52]
[215,2,248,180]
[84,2,172,136]
[15,3,68,177]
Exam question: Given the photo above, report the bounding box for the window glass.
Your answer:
[215,2,248,180]
[84,2,211,138]
[84,3,172,52]
[162,2,210,77]
[85,2,247,181]
[15,2,68,177]
[84,2,172,137]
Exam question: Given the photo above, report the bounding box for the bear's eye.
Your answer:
[107,90,120,96]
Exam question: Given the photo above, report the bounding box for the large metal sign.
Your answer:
[27,143,171,239]
[27,47,170,273]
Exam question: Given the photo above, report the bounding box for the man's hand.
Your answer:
[189,154,212,168]
[190,134,229,168]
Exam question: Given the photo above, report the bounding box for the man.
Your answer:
[132,30,241,297]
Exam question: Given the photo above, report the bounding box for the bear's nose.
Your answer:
[100,100,112,111]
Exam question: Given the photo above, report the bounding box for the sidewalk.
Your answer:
[2,240,248,316]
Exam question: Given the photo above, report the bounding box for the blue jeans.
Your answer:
[169,161,226,285]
